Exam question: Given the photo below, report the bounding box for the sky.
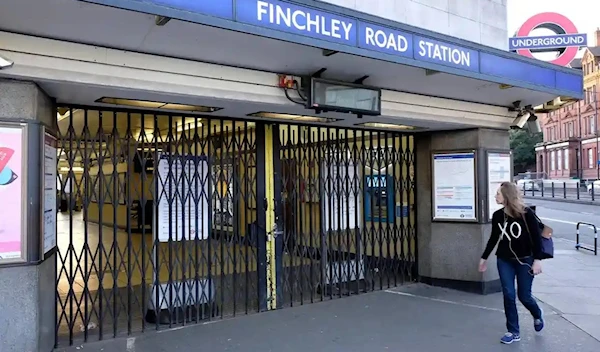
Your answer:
[508,0,600,58]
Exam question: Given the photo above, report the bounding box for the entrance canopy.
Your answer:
[0,0,584,130]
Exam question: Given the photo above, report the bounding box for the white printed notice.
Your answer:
[433,153,476,220]
[322,160,359,231]
[156,154,209,242]
[43,133,57,255]
[487,152,512,220]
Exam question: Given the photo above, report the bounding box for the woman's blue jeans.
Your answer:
[497,256,542,335]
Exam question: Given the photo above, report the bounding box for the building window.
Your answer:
[551,151,556,171]
[585,89,589,103]
[557,149,562,170]
[565,149,569,170]
[569,122,574,137]
[592,118,596,135]
[584,117,590,135]
[589,149,595,168]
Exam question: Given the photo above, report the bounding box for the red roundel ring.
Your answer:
[516,12,579,66]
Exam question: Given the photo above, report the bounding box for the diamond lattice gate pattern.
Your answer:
[275,125,417,308]
[55,107,264,346]
[54,107,417,346]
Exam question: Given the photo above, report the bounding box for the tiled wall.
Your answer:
[319,0,508,50]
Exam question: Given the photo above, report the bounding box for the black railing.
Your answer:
[576,222,598,256]
[521,180,598,202]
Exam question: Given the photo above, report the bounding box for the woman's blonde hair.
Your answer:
[499,181,526,218]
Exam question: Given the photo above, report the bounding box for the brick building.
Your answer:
[535,32,600,181]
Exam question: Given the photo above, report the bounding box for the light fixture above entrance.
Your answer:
[95,97,222,113]
[247,111,340,123]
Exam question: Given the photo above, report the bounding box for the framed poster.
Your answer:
[42,130,58,257]
[432,151,477,221]
[0,124,28,264]
[487,151,512,221]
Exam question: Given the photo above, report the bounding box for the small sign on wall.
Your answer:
[42,130,58,256]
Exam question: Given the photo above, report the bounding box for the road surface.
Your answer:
[528,199,599,250]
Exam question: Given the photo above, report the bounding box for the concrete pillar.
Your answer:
[416,128,510,294]
[0,79,57,352]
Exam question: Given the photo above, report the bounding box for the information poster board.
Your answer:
[43,132,58,255]
[487,152,512,220]
[321,159,359,231]
[156,153,209,242]
[432,152,477,221]
[0,125,26,262]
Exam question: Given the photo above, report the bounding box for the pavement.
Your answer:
[528,199,600,342]
[56,198,600,352]
[58,282,600,352]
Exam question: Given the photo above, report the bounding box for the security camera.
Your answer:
[0,55,13,69]
[526,113,542,134]
[510,112,530,129]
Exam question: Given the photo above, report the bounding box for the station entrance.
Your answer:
[54,105,416,346]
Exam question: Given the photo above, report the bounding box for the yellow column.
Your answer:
[264,124,277,310]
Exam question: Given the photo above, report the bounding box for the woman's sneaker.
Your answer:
[500,332,521,344]
[535,308,545,332]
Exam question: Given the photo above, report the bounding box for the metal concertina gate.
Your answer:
[55,105,417,346]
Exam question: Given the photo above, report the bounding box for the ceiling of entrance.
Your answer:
[0,0,562,111]
[45,80,466,131]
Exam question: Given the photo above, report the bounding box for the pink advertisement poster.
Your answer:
[0,126,24,260]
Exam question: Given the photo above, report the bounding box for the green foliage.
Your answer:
[510,129,543,174]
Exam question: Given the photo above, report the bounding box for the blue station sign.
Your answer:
[80,0,583,96]
[237,0,480,72]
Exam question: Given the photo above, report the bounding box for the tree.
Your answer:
[510,129,542,175]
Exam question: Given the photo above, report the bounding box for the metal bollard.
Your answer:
[575,222,598,256]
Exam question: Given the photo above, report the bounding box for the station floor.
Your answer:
[55,212,316,341]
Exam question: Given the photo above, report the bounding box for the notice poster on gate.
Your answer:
[487,152,512,220]
[156,153,210,242]
[0,125,26,262]
[432,152,477,221]
[321,155,360,231]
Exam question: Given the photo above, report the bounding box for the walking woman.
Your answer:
[478,181,545,344]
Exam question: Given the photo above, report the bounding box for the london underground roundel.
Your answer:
[509,12,587,67]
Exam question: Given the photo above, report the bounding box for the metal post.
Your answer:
[575,222,598,255]
[578,100,583,180]
[263,124,277,310]
[596,86,599,180]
